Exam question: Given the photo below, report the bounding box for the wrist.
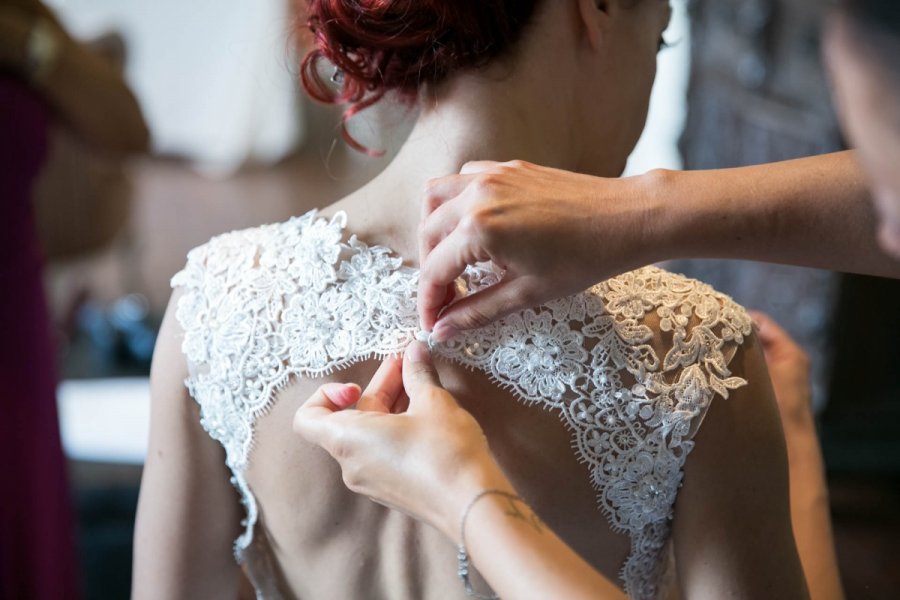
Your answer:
[632,168,687,265]
[436,457,516,543]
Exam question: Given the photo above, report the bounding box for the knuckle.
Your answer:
[408,360,437,381]
[341,467,362,491]
[461,205,499,239]
[456,306,492,330]
[458,213,481,237]
[423,181,442,210]
[330,430,352,461]
[473,173,500,194]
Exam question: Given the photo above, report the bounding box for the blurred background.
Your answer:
[2,0,898,598]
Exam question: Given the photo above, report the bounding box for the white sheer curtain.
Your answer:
[47,0,304,175]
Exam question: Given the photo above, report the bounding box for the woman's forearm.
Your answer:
[785,428,845,600]
[435,463,626,600]
[648,151,900,278]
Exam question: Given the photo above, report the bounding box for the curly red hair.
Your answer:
[299,0,541,154]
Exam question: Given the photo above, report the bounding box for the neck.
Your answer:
[394,78,580,182]
[365,59,595,216]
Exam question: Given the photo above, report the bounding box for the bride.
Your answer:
[133,0,808,598]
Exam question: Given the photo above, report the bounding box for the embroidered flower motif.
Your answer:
[283,288,366,371]
[606,449,680,530]
[604,272,658,319]
[171,209,753,600]
[493,311,588,402]
[286,216,342,292]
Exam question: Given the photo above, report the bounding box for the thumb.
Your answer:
[402,341,449,409]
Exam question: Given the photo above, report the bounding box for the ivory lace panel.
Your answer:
[171,210,753,599]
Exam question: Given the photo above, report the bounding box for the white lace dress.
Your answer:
[171,210,753,599]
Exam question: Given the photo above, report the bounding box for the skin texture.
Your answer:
[295,314,844,599]
[132,291,243,599]
[295,332,810,600]
[419,151,900,337]
[137,1,809,598]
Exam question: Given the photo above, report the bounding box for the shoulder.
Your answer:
[170,211,327,292]
[596,266,753,383]
[596,266,751,332]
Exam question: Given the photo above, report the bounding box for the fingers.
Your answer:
[292,382,361,447]
[357,356,404,413]
[749,311,805,356]
[418,227,489,330]
[432,277,537,342]
[402,341,450,410]
[422,173,477,217]
[418,194,469,265]
[459,160,502,175]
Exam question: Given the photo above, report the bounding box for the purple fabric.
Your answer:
[0,78,80,600]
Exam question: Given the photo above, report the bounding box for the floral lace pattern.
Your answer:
[172,210,753,599]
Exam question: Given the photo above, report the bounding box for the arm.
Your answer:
[132,291,242,599]
[293,344,627,600]
[0,0,149,153]
[752,311,844,600]
[419,153,900,336]
[672,331,809,599]
[654,152,895,278]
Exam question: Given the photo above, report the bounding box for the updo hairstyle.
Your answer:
[299,0,541,153]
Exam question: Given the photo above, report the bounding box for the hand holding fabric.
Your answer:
[292,341,510,541]
[418,160,664,339]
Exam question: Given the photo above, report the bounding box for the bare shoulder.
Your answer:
[593,268,808,597]
[671,326,809,599]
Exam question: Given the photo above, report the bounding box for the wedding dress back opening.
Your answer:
[172,210,753,599]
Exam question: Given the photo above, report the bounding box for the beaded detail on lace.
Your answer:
[171,210,753,599]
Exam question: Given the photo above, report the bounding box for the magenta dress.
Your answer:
[0,78,79,600]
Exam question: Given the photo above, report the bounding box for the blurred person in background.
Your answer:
[0,1,147,598]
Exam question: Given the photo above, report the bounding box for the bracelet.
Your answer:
[457,489,523,599]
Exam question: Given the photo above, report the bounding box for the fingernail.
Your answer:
[322,382,360,407]
[431,321,457,343]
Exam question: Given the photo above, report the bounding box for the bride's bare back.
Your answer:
[134,192,805,599]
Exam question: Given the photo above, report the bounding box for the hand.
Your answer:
[751,311,815,433]
[418,160,666,339]
[292,342,510,541]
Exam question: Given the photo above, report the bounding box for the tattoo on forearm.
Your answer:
[502,497,545,534]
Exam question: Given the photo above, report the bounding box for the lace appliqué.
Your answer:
[171,211,752,600]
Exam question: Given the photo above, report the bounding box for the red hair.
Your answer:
[299,0,541,154]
